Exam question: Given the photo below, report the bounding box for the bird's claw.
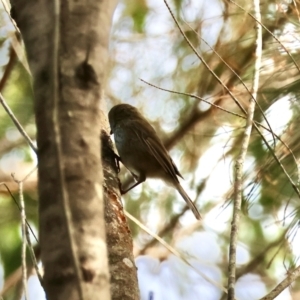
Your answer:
[114,153,121,173]
[118,178,125,195]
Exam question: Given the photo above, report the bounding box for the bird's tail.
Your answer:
[176,184,201,220]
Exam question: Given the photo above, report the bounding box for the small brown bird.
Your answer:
[108,103,201,220]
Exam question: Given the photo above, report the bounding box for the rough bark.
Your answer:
[101,132,140,300]
[10,0,139,299]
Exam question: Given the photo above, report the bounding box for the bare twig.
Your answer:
[10,33,31,75]
[0,244,41,297]
[0,93,37,153]
[163,0,246,115]
[138,207,187,255]
[182,20,276,148]
[260,265,300,300]
[11,166,43,288]
[138,179,207,255]
[11,174,28,300]
[25,225,43,284]
[125,210,228,294]
[1,0,32,75]
[18,179,28,300]
[0,46,17,91]
[13,167,43,285]
[291,0,300,22]
[0,0,20,33]
[140,79,298,169]
[0,182,38,242]
[230,0,300,73]
[227,0,262,298]
[236,229,288,279]
[162,0,300,204]
[141,79,243,118]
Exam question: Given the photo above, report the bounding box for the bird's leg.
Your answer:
[114,153,121,173]
[119,174,146,195]
[129,171,139,181]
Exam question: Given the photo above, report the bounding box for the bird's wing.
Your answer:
[145,137,179,182]
[130,120,182,182]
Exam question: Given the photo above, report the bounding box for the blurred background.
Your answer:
[0,0,300,299]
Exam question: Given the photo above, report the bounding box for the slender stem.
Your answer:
[140,79,299,174]
[161,0,300,203]
[0,93,37,153]
[11,175,29,300]
[230,0,300,73]
[20,180,28,300]
[12,169,43,288]
[125,210,227,294]
[227,0,262,298]
[259,265,300,300]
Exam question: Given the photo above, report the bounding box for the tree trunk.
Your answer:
[10,0,139,299]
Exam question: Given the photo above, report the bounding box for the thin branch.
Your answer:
[137,179,206,255]
[141,79,243,118]
[260,265,300,300]
[163,0,300,203]
[0,245,41,298]
[163,0,246,115]
[138,208,187,255]
[0,182,38,242]
[0,0,20,34]
[140,79,299,170]
[230,0,300,73]
[2,0,32,74]
[227,0,262,298]
[10,167,43,287]
[182,20,276,148]
[25,224,43,284]
[141,83,300,214]
[236,230,287,279]
[11,175,28,300]
[17,167,43,285]
[254,120,300,197]
[0,93,37,153]
[19,180,28,300]
[164,0,300,204]
[125,210,228,294]
[52,0,84,298]
[291,0,300,22]
[0,46,17,91]
[10,32,31,75]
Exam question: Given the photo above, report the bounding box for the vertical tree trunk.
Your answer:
[10,0,139,299]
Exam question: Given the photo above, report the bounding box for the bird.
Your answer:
[108,103,201,220]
